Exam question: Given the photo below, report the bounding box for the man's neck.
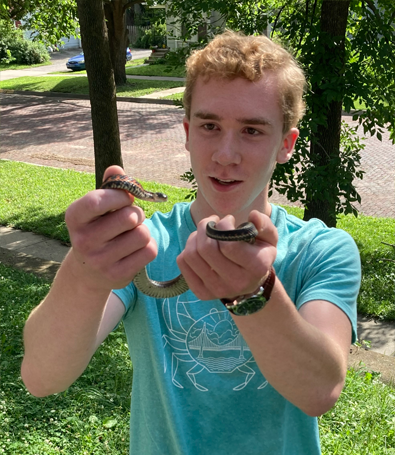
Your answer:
[189,188,272,227]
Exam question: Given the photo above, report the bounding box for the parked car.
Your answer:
[66,48,132,71]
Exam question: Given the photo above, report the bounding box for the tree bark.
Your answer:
[76,0,123,188]
[105,0,128,85]
[104,0,143,86]
[303,0,350,227]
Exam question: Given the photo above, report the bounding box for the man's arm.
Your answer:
[229,287,351,417]
[177,210,356,417]
[21,166,156,397]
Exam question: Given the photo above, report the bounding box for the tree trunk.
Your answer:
[303,0,350,227]
[76,0,123,188]
[105,0,129,86]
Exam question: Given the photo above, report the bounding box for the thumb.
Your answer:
[102,165,126,182]
[248,210,278,247]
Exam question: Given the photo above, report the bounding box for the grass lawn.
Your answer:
[161,91,184,101]
[1,262,395,454]
[125,63,185,78]
[0,160,393,321]
[0,75,184,97]
[0,161,394,453]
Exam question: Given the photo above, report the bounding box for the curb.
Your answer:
[0,89,179,106]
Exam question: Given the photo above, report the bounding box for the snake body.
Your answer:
[101,174,258,298]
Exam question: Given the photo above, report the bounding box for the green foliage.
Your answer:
[163,0,395,225]
[21,0,79,47]
[0,160,190,244]
[7,38,50,64]
[1,263,394,451]
[0,19,16,63]
[269,0,395,222]
[0,19,49,65]
[271,120,365,218]
[319,368,395,453]
[133,23,167,49]
[0,264,131,454]
[180,168,198,200]
[0,75,184,97]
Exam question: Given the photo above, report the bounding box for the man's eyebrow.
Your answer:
[193,111,272,126]
[236,117,272,126]
[194,111,222,121]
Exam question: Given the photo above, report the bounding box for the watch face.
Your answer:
[226,295,268,316]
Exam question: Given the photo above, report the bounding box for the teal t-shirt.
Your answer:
[113,203,361,455]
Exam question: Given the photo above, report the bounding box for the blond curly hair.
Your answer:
[183,30,306,133]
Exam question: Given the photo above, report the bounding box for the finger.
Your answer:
[102,165,135,204]
[66,187,135,227]
[248,210,278,247]
[103,165,126,182]
[195,217,244,280]
[207,214,276,282]
[112,236,158,286]
[94,228,158,284]
[176,252,215,301]
[178,230,225,298]
[72,205,146,252]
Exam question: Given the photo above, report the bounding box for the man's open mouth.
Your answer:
[211,177,240,186]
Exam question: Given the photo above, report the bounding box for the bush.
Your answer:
[0,40,16,64]
[133,23,167,49]
[0,19,50,65]
[8,39,50,64]
[0,20,17,64]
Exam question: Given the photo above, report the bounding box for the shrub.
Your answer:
[133,23,167,49]
[0,19,50,65]
[0,40,16,64]
[8,39,50,64]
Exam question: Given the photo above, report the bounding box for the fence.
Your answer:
[127,25,151,45]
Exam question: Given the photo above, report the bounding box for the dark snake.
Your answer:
[101,174,258,298]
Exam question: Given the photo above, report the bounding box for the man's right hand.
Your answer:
[21,165,157,397]
[65,165,158,292]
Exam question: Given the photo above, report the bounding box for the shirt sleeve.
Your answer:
[296,228,361,343]
[112,283,137,316]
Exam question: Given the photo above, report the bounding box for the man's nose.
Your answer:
[211,132,241,166]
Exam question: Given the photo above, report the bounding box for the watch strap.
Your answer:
[220,267,276,316]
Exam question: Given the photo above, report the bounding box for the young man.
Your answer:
[21,31,361,454]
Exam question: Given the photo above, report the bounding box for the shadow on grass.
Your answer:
[0,207,69,244]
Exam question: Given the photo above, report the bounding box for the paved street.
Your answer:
[0,92,394,218]
[0,48,152,81]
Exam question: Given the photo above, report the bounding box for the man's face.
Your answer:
[183,75,299,223]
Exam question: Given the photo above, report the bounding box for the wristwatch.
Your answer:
[220,267,276,316]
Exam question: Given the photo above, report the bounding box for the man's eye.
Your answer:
[245,127,259,135]
[203,123,217,131]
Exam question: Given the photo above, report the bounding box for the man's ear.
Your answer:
[183,116,190,151]
[276,128,299,164]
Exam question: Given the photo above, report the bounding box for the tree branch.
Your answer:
[271,4,286,37]
[298,0,311,47]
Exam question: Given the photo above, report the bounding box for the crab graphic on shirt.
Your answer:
[162,295,268,392]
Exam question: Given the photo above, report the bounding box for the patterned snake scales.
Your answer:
[101,174,258,298]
